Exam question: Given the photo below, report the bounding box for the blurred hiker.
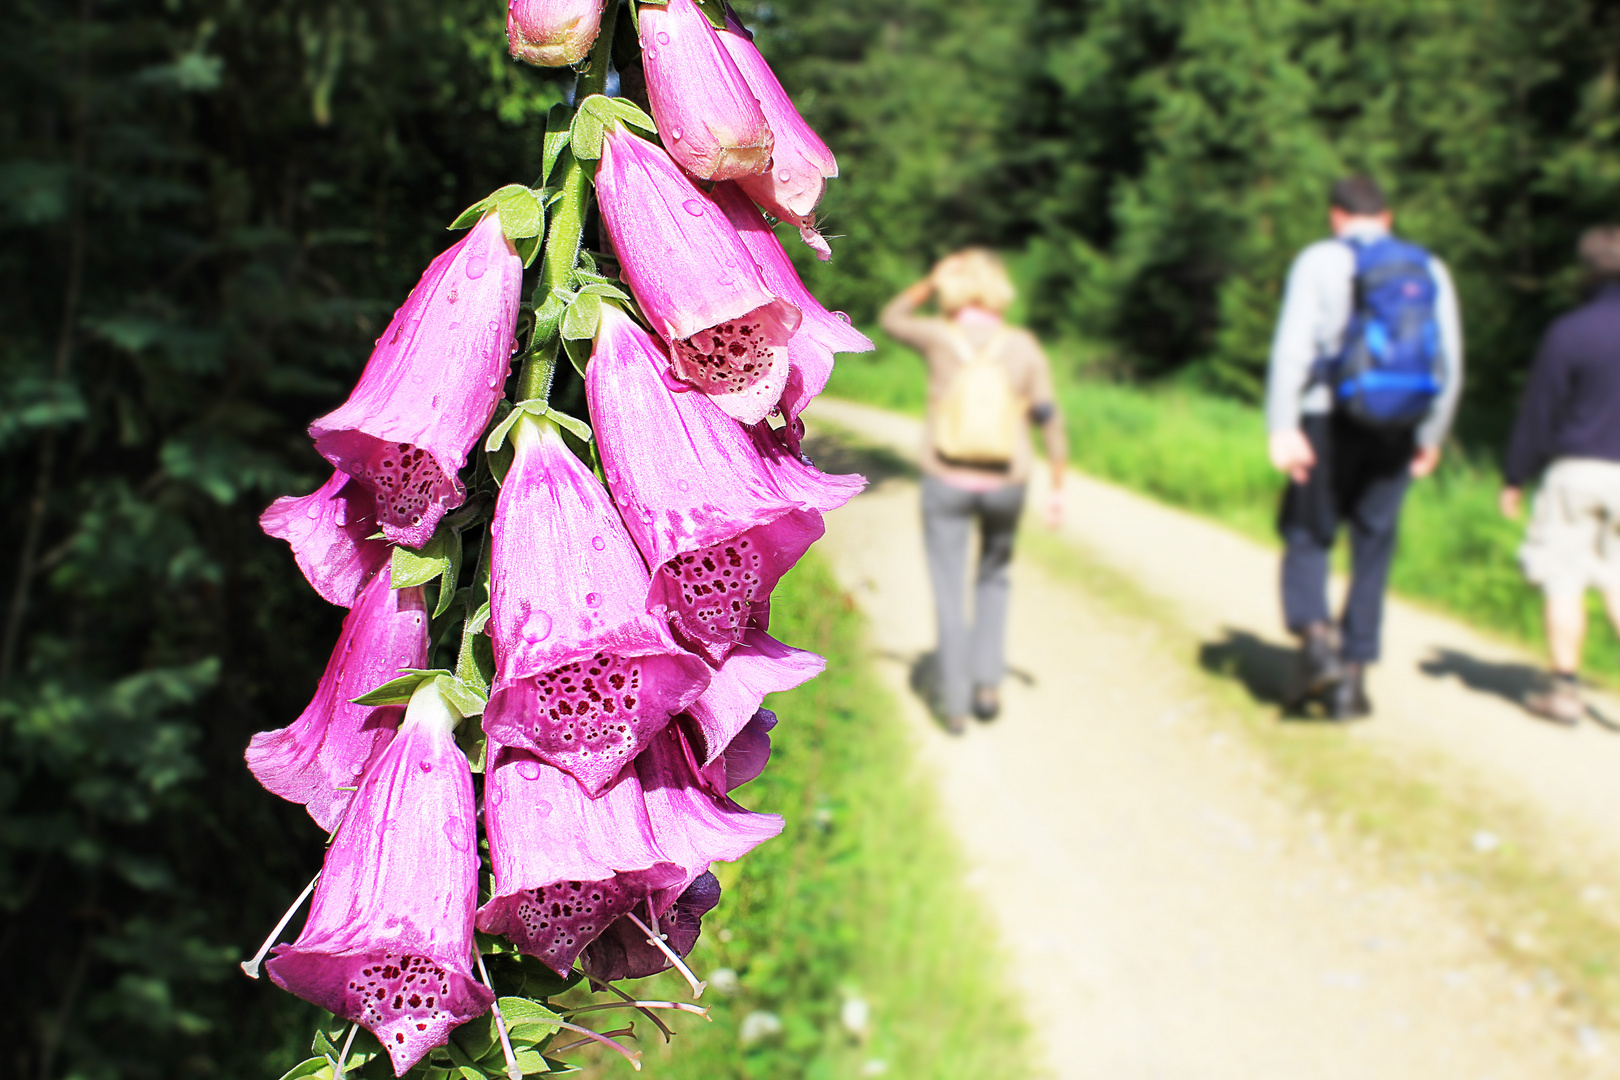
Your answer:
[881,249,1068,735]
[1500,226,1620,725]
[1266,176,1465,719]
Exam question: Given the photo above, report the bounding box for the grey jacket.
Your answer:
[1264,220,1464,448]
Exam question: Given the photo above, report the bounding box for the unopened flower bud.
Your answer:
[507,0,606,67]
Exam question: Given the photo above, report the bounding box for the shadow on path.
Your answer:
[802,429,917,486]
[1420,648,1620,733]
[1198,628,1295,708]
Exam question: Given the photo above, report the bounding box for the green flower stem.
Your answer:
[517,0,620,403]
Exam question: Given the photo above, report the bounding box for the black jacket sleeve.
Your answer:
[1504,331,1568,486]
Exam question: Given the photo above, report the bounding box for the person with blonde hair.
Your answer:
[1500,225,1620,724]
[881,248,1068,734]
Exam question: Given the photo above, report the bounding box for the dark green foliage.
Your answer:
[748,0,1620,439]
[0,3,564,1076]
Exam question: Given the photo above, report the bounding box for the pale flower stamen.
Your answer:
[476,950,523,1080]
[240,871,319,979]
[625,910,707,998]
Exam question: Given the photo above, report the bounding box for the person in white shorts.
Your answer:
[1501,226,1620,724]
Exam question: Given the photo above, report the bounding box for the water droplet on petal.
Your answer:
[520,604,553,644]
[833,310,853,324]
[515,758,542,781]
[639,508,655,524]
[334,505,348,526]
[657,30,670,44]
[443,816,471,851]
[682,199,705,217]
[305,501,322,520]
[489,784,504,806]
[670,128,683,141]
[465,254,488,279]
[585,592,601,607]
[644,47,656,60]
[591,535,606,551]
[418,759,433,773]
[677,479,691,492]
[778,168,792,182]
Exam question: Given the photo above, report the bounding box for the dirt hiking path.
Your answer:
[806,398,1620,1080]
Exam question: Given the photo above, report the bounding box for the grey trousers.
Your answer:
[921,474,1027,717]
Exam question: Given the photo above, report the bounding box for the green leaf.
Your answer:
[569,95,656,161]
[484,405,532,455]
[392,531,457,590]
[559,291,601,341]
[562,335,592,377]
[455,723,488,773]
[691,0,728,29]
[532,289,569,345]
[277,1057,332,1080]
[576,282,631,303]
[467,600,492,637]
[349,668,449,707]
[449,198,495,231]
[542,104,575,184]
[492,185,543,240]
[511,1048,549,1075]
[435,673,487,719]
[498,997,563,1044]
[514,233,541,268]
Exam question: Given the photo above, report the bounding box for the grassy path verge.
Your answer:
[827,352,1620,678]
[574,553,1032,1080]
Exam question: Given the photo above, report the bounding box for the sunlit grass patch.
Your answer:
[567,553,1034,1079]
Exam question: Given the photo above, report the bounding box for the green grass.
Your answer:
[1019,525,1620,1030]
[568,553,1033,1080]
[828,344,1620,678]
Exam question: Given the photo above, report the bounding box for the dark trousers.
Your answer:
[921,475,1026,717]
[1278,413,1414,663]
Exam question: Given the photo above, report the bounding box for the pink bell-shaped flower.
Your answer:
[482,412,711,795]
[265,681,493,1076]
[637,719,782,913]
[477,745,684,976]
[594,126,801,425]
[710,181,873,425]
[259,469,390,608]
[746,417,866,513]
[705,707,777,793]
[587,307,823,666]
[245,571,429,832]
[580,871,721,982]
[639,0,773,181]
[508,0,605,67]
[684,628,820,766]
[309,212,521,548]
[715,11,839,256]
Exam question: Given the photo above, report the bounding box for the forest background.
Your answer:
[4,0,1618,1077]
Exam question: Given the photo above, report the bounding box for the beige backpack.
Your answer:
[933,327,1020,466]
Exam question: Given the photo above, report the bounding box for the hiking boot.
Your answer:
[1525,673,1584,727]
[1297,621,1345,697]
[972,684,1001,722]
[1328,662,1372,721]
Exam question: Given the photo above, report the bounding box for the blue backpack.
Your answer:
[1326,235,1443,428]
